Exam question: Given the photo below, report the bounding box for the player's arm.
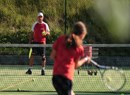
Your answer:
[29,22,37,43]
[75,57,91,69]
[46,31,50,35]
[29,32,33,44]
[29,22,35,44]
[45,23,50,36]
[50,48,56,61]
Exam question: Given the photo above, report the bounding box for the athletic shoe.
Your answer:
[41,69,45,75]
[26,69,32,75]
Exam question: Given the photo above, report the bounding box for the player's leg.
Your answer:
[26,46,36,75]
[40,47,46,75]
[41,55,46,75]
[26,54,34,74]
[69,90,75,95]
[52,75,73,95]
[52,75,62,95]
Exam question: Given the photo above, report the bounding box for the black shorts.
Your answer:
[31,42,46,57]
[52,75,72,95]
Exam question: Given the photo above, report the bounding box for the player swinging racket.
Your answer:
[26,12,50,75]
[50,21,91,95]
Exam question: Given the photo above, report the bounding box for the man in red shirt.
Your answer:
[50,21,92,95]
[26,12,50,75]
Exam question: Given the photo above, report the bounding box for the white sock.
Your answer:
[42,67,45,70]
[28,67,33,70]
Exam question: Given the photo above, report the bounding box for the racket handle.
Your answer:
[91,60,98,66]
[91,60,100,68]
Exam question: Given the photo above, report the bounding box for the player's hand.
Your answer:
[85,57,91,64]
[87,57,91,63]
[42,31,46,36]
[42,31,50,36]
[46,32,50,36]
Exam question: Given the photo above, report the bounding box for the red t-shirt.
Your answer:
[32,22,49,44]
[52,35,84,80]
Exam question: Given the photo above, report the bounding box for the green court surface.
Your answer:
[0,91,130,95]
[0,65,130,95]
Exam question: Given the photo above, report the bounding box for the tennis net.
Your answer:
[0,44,130,92]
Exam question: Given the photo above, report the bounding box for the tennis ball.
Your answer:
[42,31,46,36]
[32,78,35,82]
[106,77,111,82]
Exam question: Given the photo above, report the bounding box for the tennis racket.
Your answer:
[91,59,126,91]
[28,48,32,59]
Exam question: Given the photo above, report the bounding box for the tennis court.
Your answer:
[0,44,130,95]
[0,65,130,95]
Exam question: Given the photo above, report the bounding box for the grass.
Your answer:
[0,65,130,95]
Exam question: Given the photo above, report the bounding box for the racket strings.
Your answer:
[102,69,125,91]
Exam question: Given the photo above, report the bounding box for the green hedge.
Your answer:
[0,30,61,55]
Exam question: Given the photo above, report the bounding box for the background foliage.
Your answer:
[0,0,130,44]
